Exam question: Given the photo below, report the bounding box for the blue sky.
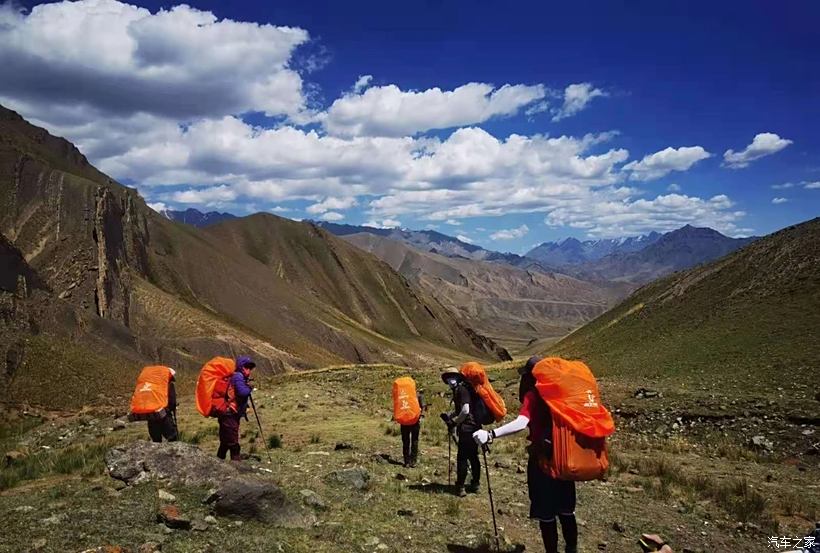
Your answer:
[3,0,819,253]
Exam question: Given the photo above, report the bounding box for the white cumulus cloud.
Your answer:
[551,83,606,121]
[306,196,358,214]
[322,82,546,137]
[365,218,401,229]
[771,197,788,204]
[490,224,529,240]
[667,183,681,192]
[723,133,793,169]
[319,211,345,221]
[352,75,373,93]
[623,146,711,181]
[0,1,311,122]
[545,193,746,238]
[804,181,820,190]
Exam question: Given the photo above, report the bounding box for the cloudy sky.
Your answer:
[2,0,818,252]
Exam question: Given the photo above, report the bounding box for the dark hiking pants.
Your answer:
[456,430,480,488]
[147,413,178,443]
[400,422,420,465]
[217,414,242,460]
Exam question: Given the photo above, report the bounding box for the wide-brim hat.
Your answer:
[441,371,465,386]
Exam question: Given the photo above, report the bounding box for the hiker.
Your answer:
[216,355,256,461]
[128,365,178,443]
[441,369,483,497]
[472,356,578,553]
[393,377,426,467]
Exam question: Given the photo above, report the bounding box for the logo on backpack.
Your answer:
[583,390,598,408]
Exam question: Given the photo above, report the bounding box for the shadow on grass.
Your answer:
[409,482,454,494]
[377,453,405,466]
[446,544,525,553]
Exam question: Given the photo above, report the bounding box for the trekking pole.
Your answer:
[447,426,452,486]
[481,444,500,552]
[249,394,272,463]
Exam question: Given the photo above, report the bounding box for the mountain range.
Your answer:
[0,105,508,407]
[159,208,235,227]
[526,232,663,266]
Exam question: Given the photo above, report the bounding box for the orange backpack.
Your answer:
[392,377,421,426]
[129,365,172,417]
[460,362,507,423]
[533,357,614,481]
[196,357,236,418]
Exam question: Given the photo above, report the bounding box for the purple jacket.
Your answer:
[230,370,253,415]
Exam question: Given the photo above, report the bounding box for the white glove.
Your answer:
[473,429,492,445]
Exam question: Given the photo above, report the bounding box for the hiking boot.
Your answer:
[466,481,480,494]
[456,486,467,497]
[409,460,417,468]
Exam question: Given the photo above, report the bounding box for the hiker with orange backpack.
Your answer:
[473,356,614,553]
[442,362,507,497]
[392,377,426,467]
[128,365,178,443]
[216,356,256,461]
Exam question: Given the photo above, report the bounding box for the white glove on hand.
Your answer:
[473,429,492,445]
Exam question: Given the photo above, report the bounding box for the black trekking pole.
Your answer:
[481,444,500,552]
[249,394,272,463]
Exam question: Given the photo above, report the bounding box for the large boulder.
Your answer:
[105,441,237,486]
[211,479,311,527]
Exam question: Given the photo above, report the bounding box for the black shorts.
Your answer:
[527,456,576,521]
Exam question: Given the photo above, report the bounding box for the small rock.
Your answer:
[157,490,176,502]
[494,459,510,469]
[204,515,218,524]
[516,464,525,474]
[5,450,27,465]
[14,505,34,513]
[191,518,209,532]
[597,542,608,550]
[612,521,625,533]
[138,542,162,553]
[334,442,353,451]
[300,489,329,512]
[113,480,127,491]
[749,435,773,451]
[41,513,67,525]
[112,419,127,431]
[157,505,191,530]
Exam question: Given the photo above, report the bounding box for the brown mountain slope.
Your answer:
[0,105,506,406]
[344,232,627,352]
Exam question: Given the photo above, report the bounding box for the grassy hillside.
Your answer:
[549,218,820,393]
